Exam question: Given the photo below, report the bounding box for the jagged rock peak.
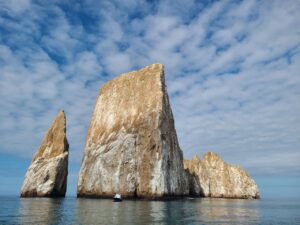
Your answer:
[32,110,67,161]
[192,155,201,162]
[20,110,69,197]
[77,63,188,198]
[203,151,220,159]
[184,151,260,199]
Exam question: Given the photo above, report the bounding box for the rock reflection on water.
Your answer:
[17,197,260,224]
[76,199,178,225]
[19,198,65,224]
[197,198,260,224]
[76,198,260,225]
[76,198,155,224]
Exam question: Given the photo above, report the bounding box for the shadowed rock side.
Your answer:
[77,63,188,198]
[184,152,260,199]
[20,110,69,197]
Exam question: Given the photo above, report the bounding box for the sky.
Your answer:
[0,0,299,197]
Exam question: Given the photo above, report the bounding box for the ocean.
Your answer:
[0,196,299,224]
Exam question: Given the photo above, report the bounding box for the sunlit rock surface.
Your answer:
[184,152,260,199]
[77,63,188,198]
[20,111,69,197]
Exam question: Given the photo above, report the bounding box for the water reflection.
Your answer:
[76,199,260,225]
[19,198,65,224]
[196,198,261,224]
[75,198,260,225]
[17,197,261,224]
[76,198,157,225]
[76,199,188,225]
[148,200,196,224]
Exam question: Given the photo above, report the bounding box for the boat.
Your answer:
[113,193,122,202]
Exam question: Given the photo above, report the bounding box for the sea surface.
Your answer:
[0,196,299,225]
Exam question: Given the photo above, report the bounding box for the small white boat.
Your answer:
[113,193,122,202]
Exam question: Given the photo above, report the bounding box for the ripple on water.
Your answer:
[0,197,299,225]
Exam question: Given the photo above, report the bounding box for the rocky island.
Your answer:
[20,63,259,200]
[184,152,260,199]
[20,110,69,197]
[77,63,188,198]
[77,63,259,199]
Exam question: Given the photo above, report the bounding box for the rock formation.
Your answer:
[77,63,188,198]
[20,110,69,197]
[184,152,260,199]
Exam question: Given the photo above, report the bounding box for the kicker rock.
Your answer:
[184,152,259,199]
[20,111,69,197]
[77,63,188,198]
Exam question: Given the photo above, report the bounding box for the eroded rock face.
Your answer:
[77,63,188,198]
[184,152,260,199]
[20,110,69,197]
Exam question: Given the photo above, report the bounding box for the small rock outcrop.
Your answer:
[77,63,188,198]
[184,152,259,199]
[20,110,69,197]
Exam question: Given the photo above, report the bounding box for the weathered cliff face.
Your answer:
[184,152,259,199]
[77,63,188,198]
[20,110,69,197]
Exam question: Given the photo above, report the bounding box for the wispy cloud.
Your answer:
[0,0,299,178]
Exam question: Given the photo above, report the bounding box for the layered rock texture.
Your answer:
[77,63,188,198]
[184,152,260,199]
[20,110,69,197]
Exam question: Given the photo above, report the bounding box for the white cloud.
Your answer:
[0,0,31,13]
[0,0,299,178]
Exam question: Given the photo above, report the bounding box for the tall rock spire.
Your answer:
[20,110,69,197]
[77,63,188,198]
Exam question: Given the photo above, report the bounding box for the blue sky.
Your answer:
[0,0,299,197]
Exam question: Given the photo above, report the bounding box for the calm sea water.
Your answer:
[0,196,299,225]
